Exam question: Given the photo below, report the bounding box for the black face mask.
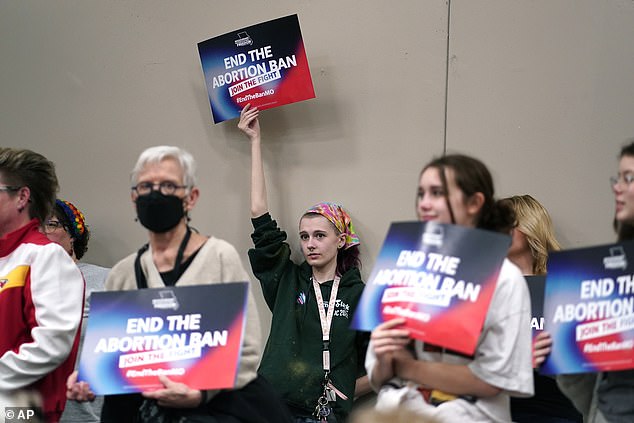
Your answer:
[135,191,185,233]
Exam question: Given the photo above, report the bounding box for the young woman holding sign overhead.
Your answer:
[238,104,370,423]
[365,154,534,422]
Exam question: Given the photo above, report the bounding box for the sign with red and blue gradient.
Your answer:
[541,241,634,374]
[351,221,510,355]
[198,14,315,124]
[77,283,248,395]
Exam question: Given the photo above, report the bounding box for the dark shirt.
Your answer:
[511,371,582,422]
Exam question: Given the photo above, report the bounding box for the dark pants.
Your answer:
[512,412,582,423]
[101,375,293,423]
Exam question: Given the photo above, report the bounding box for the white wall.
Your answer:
[447,0,634,247]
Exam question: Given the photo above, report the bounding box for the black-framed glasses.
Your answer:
[42,220,67,234]
[131,181,188,196]
[0,185,21,193]
[610,173,634,187]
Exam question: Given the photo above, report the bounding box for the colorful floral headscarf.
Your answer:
[304,202,360,249]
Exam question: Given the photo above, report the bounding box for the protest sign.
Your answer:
[78,283,248,394]
[542,241,634,374]
[351,221,510,355]
[198,14,315,123]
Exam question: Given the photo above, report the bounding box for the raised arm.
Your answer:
[238,104,268,218]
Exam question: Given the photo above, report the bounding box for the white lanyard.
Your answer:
[312,275,340,372]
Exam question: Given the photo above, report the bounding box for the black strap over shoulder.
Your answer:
[134,243,150,290]
[133,226,192,290]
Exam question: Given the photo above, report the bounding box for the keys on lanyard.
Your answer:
[312,277,340,422]
[313,395,331,422]
[314,372,334,422]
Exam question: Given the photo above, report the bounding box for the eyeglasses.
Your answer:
[131,181,188,196]
[0,185,21,193]
[42,220,67,234]
[610,173,634,187]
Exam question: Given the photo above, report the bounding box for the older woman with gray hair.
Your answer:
[67,145,291,423]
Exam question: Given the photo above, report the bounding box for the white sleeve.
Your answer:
[0,244,84,389]
[468,259,534,397]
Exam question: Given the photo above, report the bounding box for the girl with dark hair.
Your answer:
[557,140,634,423]
[365,154,533,422]
[239,105,370,423]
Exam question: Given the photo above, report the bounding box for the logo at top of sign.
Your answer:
[235,32,253,47]
[152,290,180,310]
[603,245,627,270]
[422,222,444,248]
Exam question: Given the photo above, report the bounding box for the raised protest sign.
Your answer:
[351,221,510,355]
[77,283,249,395]
[198,14,315,123]
[542,241,634,374]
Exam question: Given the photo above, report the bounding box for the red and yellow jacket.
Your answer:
[0,219,84,422]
